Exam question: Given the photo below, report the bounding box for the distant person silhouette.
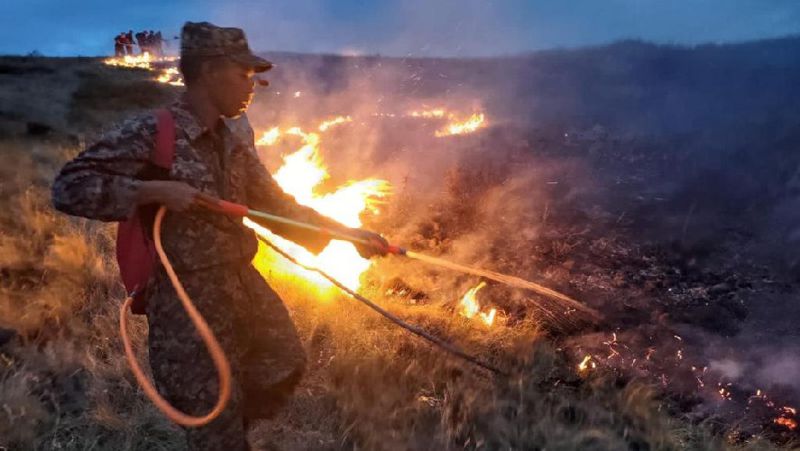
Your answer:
[125,30,134,55]
[114,33,125,57]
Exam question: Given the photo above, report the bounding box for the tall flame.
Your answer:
[246,122,390,294]
[458,281,496,326]
[246,106,487,296]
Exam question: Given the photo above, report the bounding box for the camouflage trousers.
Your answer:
[146,262,306,451]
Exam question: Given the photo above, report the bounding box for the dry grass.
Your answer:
[0,140,183,450]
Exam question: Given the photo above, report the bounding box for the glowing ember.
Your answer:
[775,406,798,429]
[435,112,486,137]
[775,416,798,430]
[247,121,390,294]
[578,355,595,373]
[458,281,496,326]
[156,67,184,86]
[718,386,733,401]
[318,115,352,132]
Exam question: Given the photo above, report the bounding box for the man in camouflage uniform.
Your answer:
[52,21,387,450]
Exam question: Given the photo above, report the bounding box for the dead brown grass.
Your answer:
[0,139,183,450]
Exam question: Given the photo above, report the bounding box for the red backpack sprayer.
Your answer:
[117,110,602,427]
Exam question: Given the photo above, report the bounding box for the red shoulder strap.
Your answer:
[152,109,175,169]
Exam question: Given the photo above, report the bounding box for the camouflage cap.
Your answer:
[181,21,272,72]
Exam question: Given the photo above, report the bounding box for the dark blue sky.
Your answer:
[1,0,798,57]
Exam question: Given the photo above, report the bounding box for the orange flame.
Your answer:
[775,416,798,430]
[404,107,487,137]
[458,281,496,326]
[578,355,595,373]
[318,115,353,132]
[775,406,798,430]
[246,106,487,296]
[247,121,390,294]
[156,67,184,86]
[436,113,486,137]
[103,53,184,86]
[271,127,389,228]
[103,52,154,69]
[256,127,281,146]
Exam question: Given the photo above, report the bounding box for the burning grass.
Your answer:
[0,56,796,450]
[103,53,183,86]
[0,136,784,451]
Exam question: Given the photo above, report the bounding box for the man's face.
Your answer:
[204,60,256,118]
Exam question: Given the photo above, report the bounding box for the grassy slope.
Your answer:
[0,56,785,450]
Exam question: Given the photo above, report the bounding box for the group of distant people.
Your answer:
[114,30,167,57]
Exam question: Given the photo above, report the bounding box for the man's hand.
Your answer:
[348,228,389,259]
[135,180,200,212]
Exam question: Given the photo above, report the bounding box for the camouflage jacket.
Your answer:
[52,98,341,272]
